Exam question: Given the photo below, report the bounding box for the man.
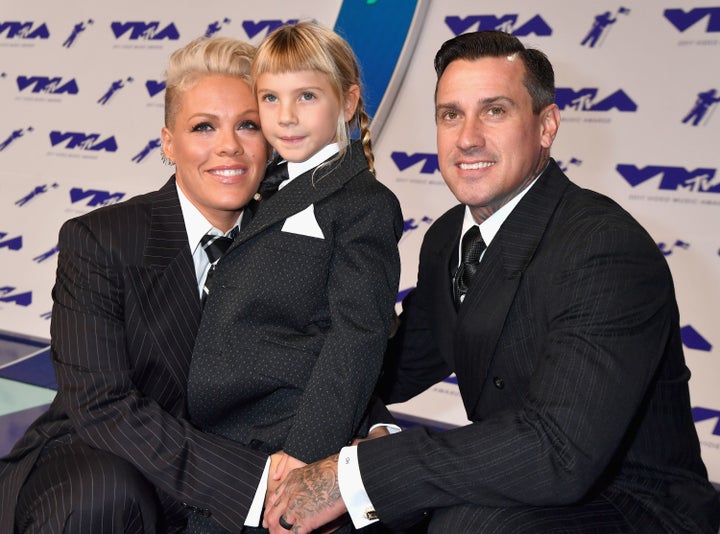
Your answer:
[265,30,720,533]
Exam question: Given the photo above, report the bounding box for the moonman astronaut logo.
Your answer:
[132,138,162,163]
[98,78,133,105]
[205,18,231,38]
[15,183,59,207]
[657,239,689,256]
[580,8,630,47]
[63,19,93,47]
[682,89,720,126]
[0,127,33,152]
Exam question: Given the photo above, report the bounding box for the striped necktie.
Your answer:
[200,226,238,304]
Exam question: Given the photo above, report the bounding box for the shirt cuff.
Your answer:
[338,446,378,528]
[245,457,271,526]
[369,422,402,435]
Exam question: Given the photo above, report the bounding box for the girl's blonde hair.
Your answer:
[164,36,256,128]
[252,21,375,174]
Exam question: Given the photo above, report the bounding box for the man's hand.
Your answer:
[264,454,347,534]
[352,425,389,446]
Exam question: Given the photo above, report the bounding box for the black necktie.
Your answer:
[453,225,486,307]
[201,226,238,303]
[247,159,289,218]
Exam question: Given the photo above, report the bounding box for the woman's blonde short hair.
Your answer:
[164,36,256,128]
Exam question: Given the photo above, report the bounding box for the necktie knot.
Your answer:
[201,226,238,304]
[257,159,289,199]
[201,226,238,264]
[453,225,486,307]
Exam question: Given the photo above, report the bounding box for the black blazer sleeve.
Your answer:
[50,213,267,532]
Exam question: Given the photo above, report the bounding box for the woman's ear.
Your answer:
[343,84,360,121]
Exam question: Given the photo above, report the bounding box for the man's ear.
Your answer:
[540,104,560,149]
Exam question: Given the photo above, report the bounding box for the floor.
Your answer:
[0,332,55,456]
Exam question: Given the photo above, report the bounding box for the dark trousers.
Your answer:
[14,436,187,533]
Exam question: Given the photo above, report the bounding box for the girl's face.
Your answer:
[256,69,357,163]
[161,75,268,232]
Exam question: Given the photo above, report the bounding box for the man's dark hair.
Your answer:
[434,30,555,114]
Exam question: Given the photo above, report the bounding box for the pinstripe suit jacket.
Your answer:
[366,160,720,532]
[188,143,403,464]
[0,178,268,533]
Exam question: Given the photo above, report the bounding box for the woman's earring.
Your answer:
[160,149,174,166]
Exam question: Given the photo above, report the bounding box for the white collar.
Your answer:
[282,143,340,187]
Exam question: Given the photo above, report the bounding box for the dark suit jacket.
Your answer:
[188,143,403,464]
[365,160,720,532]
[0,178,268,533]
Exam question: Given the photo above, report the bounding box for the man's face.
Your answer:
[435,56,559,222]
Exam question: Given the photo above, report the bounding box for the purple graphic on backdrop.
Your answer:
[69,188,125,207]
[617,164,720,193]
[0,287,32,307]
[0,127,33,152]
[580,8,630,47]
[63,19,93,47]
[205,18,231,38]
[110,21,180,41]
[145,80,166,97]
[0,233,22,251]
[391,152,439,174]
[132,138,161,163]
[555,88,637,112]
[664,7,720,33]
[241,20,299,39]
[49,131,118,152]
[556,157,582,173]
[682,89,720,126]
[17,76,78,95]
[445,14,552,37]
[15,183,59,207]
[0,22,50,40]
[658,239,690,256]
[98,77,132,105]
[33,245,59,263]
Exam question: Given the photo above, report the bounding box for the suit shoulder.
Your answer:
[59,186,161,242]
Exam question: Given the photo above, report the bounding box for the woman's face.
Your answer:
[162,75,269,232]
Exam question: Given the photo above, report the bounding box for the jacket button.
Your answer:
[493,376,505,389]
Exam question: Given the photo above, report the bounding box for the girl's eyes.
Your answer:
[300,92,315,101]
[262,94,278,103]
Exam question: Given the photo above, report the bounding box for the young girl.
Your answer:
[186,21,403,532]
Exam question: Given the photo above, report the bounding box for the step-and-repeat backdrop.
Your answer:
[1,1,719,485]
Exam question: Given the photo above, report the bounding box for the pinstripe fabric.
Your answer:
[0,177,267,534]
[369,160,720,533]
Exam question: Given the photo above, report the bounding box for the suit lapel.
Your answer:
[231,143,367,250]
[132,178,201,385]
[453,160,571,415]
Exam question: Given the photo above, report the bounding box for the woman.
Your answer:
[0,37,273,533]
